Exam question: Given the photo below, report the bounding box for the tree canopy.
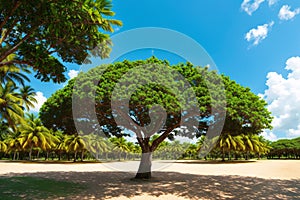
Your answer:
[40,57,273,178]
[0,0,122,83]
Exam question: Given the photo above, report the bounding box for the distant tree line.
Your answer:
[267,137,300,159]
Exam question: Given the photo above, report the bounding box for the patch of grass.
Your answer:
[0,176,85,200]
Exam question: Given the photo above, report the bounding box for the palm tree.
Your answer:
[218,134,245,161]
[0,82,24,130]
[84,133,109,160]
[196,135,221,160]
[132,144,142,160]
[0,140,7,153]
[169,140,184,159]
[125,141,135,160]
[240,134,261,160]
[51,130,66,161]
[64,134,86,162]
[0,53,30,86]
[257,136,272,159]
[5,132,23,160]
[19,117,53,160]
[110,137,129,161]
[19,86,37,110]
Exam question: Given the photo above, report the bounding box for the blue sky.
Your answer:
[29,0,300,140]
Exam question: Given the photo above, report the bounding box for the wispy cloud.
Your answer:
[245,21,274,46]
[241,0,265,15]
[268,0,278,6]
[278,5,300,21]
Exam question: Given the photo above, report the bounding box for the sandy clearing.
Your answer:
[0,160,299,199]
[1,160,299,180]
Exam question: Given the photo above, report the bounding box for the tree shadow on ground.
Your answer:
[171,160,257,164]
[2,171,299,199]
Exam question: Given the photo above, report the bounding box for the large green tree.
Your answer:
[0,0,122,83]
[40,58,272,179]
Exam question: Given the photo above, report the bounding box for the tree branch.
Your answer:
[150,125,179,152]
[0,1,21,31]
[0,18,19,46]
[0,60,32,67]
[0,31,34,63]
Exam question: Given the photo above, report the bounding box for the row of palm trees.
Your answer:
[0,116,273,162]
[214,134,271,161]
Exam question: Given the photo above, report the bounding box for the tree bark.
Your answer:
[81,151,84,161]
[73,151,77,162]
[29,145,33,160]
[135,152,152,179]
[13,151,16,160]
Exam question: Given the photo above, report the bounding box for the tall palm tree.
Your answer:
[110,137,129,161]
[19,86,37,110]
[125,141,135,160]
[50,130,66,160]
[84,133,109,160]
[5,132,23,160]
[19,117,53,160]
[0,82,24,130]
[64,134,86,162]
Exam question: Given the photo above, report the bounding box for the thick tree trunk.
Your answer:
[135,152,152,179]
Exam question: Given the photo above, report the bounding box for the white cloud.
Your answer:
[31,91,47,113]
[278,5,300,21]
[68,70,79,79]
[261,57,300,139]
[241,0,265,15]
[261,131,278,141]
[245,21,274,46]
[268,0,278,6]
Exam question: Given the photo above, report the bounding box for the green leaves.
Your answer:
[0,0,122,83]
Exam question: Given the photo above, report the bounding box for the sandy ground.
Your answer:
[0,160,299,199]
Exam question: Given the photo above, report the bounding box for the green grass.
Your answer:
[0,176,85,200]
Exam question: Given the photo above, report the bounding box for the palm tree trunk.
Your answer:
[45,151,49,160]
[81,151,84,161]
[118,152,121,161]
[13,151,16,160]
[74,151,77,162]
[222,149,225,162]
[29,145,33,160]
